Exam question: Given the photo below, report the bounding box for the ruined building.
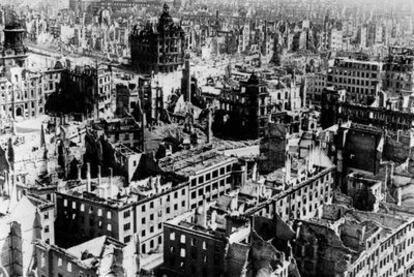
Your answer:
[162,208,300,277]
[45,64,113,120]
[0,11,62,120]
[293,203,414,277]
[129,4,186,74]
[326,58,382,104]
[320,86,414,130]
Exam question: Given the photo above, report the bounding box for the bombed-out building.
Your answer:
[129,4,186,74]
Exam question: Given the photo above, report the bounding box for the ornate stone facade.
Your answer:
[129,4,186,74]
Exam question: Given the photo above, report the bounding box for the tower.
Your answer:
[2,9,27,73]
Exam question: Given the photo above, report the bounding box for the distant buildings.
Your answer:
[70,0,175,12]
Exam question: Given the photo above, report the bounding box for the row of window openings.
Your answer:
[333,77,376,86]
[190,189,231,210]
[63,200,112,219]
[138,188,186,213]
[190,179,229,198]
[191,166,232,187]
[169,232,208,250]
[125,202,186,228]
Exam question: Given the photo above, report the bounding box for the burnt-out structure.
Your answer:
[129,4,186,74]
[383,47,414,93]
[320,86,414,130]
[214,73,270,139]
[1,12,27,71]
[45,64,113,120]
[0,10,64,120]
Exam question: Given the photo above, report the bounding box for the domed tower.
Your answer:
[1,9,27,73]
[129,3,185,74]
[157,3,174,33]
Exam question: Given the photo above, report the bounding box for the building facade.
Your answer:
[0,19,63,120]
[157,147,239,210]
[55,173,189,256]
[383,47,414,93]
[129,4,186,74]
[327,58,382,103]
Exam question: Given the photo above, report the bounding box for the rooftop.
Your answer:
[158,146,236,177]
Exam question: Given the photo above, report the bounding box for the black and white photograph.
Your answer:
[0,0,414,276]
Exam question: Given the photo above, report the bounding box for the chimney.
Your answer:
[98,165,101,187]
[210,210,218,230]
[197,196,207,229]
[396,186,402,206]
[77,164,82,180]
[40,124,46,148]
[241,165,247,187]
[285,154,291,184]
[305,158,309,176]
[202,197,207,228]
[308,144,315,172]
[252,162,258,181]
[182,53,191,103]
[133,233,140,276]
[231,192,239,212]
[207,109,213,144]
[5,171,10,197]
[86,163,91,192]
[295,221,302,240]
[108,167,113,198]
[78,127,82,143]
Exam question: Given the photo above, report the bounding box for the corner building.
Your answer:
[129,4,186,74]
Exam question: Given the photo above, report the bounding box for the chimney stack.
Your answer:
[98,165,101,187]
[77,164,82,180]
[202,196,208,229]
[396,186,402,206]
[183,53,191,103]
[86,163,91,192]
[207,109,213,144]
[285,154,291,184]
[295,221,302,240]
[108,167,113,198]
[252,162,258,181]
[241,165,247,187]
